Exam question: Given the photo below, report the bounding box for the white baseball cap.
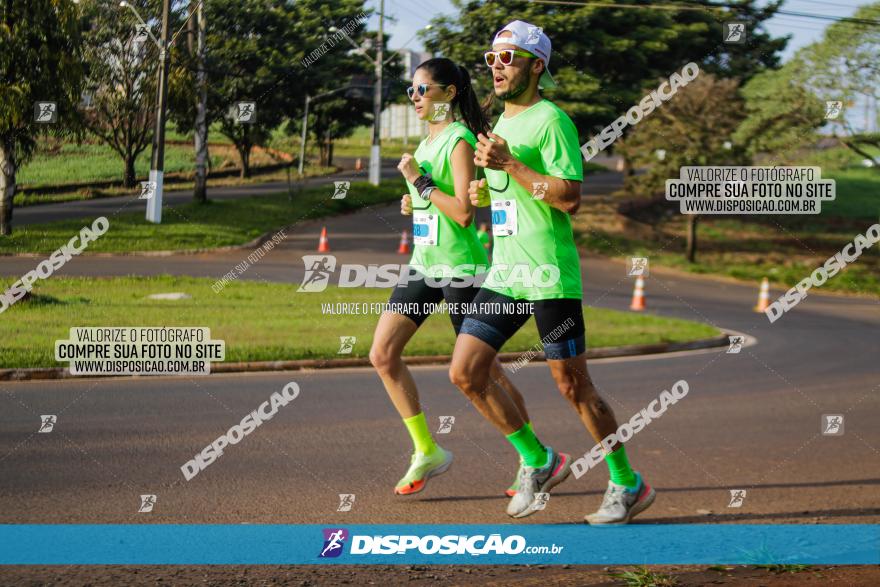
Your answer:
[492,20,556,89]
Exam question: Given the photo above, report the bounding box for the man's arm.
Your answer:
[474,132,582,215]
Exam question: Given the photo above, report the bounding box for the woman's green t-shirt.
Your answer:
[405,121,489,278]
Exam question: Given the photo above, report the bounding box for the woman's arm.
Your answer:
[421,140,476,228]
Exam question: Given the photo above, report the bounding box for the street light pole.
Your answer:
[298,95,310,177]
[368,0,384,186]
[146,0,171,224]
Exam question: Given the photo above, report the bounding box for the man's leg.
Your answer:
[450,289,571,518]
[546,355,636,487]
[448,333,527,435]
[537,299,654,525]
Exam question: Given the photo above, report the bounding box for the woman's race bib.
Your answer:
[413,211,439,246]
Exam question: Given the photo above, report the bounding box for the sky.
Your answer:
[373,0,870,62]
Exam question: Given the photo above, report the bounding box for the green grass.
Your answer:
[13,164,336,207]
[0,179,406,255]
[822,168,880,220]
[17,141,226,188]
[0,276,719,369]
[609,566,678,587]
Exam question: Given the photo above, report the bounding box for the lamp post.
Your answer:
[120,0,171,224]
[327,16,432,186]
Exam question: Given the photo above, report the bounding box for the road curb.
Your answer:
[0,333,730,381]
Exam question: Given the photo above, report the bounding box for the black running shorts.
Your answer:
[458,287,586,359]
[386,272,481,334]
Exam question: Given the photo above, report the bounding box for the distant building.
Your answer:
[396,49,433,80]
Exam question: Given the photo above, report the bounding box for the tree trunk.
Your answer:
[192,1,208,203]
[238,144,251,178]
[686,214,698,263]
[327,140,334,168]
[123,154,137,188]
[0,138,17,235]
[319,138,329,167]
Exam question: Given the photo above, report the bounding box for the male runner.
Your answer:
[448,20,655,525]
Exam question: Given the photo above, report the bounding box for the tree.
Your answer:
[737,2,880,167]
[79,0,167,189]
[0,0,84,235]
[618,75,748,262]
[424,0,787,138]
[200,0,307,178]
[734,58,824,162]
[188,0,208,202]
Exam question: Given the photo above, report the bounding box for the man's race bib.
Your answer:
[491,199,517,236]
[413,211,439,246]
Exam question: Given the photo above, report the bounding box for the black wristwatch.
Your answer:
[413,174,436,201]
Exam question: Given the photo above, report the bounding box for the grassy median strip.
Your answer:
[0,276,719,369]
[1,179,406,255]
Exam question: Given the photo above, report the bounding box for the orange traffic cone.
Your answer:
[317,227,330,252]
[397,230,410,254]
[355,157,363,171]
[629,276,646,311]
[754,277,770,313]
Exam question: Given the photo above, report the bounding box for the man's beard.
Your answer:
[496,69,530,101]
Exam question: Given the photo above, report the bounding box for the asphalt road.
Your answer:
[1,193,878,526]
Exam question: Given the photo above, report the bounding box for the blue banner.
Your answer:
[1,524,877,565]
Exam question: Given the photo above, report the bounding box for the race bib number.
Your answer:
[413,211,438,246]
[491,200,517,237]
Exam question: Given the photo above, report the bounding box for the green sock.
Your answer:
[506,423,548,468]
[604,444,638,488]
[403,412,437,455]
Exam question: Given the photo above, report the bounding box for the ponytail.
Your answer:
[415,58,491,136]
[455,64,491,136]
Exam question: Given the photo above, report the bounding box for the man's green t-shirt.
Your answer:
[484,100,584,300]
[406,121,489,278]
